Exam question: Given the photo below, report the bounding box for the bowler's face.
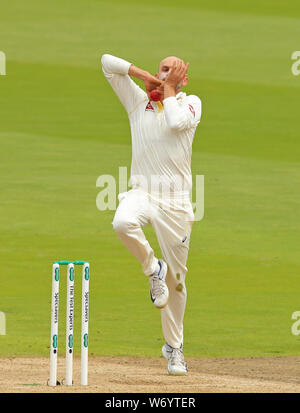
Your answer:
[158,57,180,81]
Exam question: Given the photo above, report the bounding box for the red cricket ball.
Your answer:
[150,90,162,102]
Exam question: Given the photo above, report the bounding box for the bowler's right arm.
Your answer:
[101,54,161,114]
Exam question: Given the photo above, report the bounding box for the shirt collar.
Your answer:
[176,91,186,100]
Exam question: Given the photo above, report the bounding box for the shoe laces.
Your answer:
[170,349,185,366]
[151,275,166,298]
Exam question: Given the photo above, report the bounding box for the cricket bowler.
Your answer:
[101,53,202,375]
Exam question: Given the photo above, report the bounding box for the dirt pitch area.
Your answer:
[1,356,300,393]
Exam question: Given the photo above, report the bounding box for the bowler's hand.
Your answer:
[165,59,189,89]
[128,64,163,99]
[144,73,163,99]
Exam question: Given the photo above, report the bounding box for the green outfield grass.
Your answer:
[0,0,300,358]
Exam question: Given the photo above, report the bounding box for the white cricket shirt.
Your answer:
[101,54,202,198]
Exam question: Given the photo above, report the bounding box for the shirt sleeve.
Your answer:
[101,54,147,114]
[163,95,202,131]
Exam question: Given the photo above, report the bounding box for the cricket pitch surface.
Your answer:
[1,356,300,393]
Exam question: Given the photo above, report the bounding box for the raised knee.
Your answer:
[112,218,127,234]
[112,218,136,235]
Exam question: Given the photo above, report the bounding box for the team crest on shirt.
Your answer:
[145,101,155,111]
[188,104,195,117]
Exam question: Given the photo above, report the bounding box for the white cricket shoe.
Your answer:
[162,343,188,375]
[149,259,169,309]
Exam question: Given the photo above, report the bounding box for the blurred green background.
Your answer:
[0,0,300,358]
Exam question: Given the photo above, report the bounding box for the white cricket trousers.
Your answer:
[112,188,195,349]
